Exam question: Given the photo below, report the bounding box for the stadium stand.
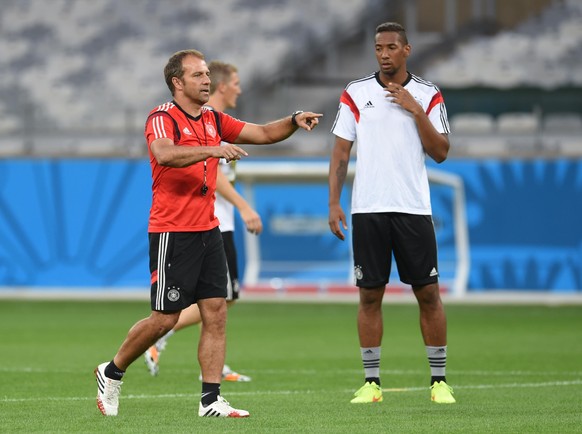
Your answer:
[423,0,582,157]
[497,112,541,135]
[0,0,580,157]
[0,0,367,133]
[450,113,496,135]
[543,112,582,156]
[425,0,582,89]
[543,112,582,134]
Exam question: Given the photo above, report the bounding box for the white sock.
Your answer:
[426,345,447,378]
[360,346,381,381]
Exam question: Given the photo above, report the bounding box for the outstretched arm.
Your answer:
[150,138,248,167]
[328,136,353,241]
[216,169,262,234]
[233,111,323,145]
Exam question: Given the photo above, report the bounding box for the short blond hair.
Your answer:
[208,61,238,95]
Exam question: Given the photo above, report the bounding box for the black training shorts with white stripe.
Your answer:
[148,228,228,312]
[352,212,439,289]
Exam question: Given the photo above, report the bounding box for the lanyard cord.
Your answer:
[186,113,209,196]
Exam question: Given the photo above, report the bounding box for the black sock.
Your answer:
[105,360,125,380]
[201,382,220,406]
[431,376,446,385]
[366,377,380,386]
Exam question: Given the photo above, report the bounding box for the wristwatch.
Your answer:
[291,110,304,126]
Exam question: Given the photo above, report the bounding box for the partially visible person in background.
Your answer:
[95,48,322,419]
[144,61,260,382]
[328,22,455,405]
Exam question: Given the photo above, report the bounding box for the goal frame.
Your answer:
[236,161,469,296]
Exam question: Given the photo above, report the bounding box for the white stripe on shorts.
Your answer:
[156,233,169,310]
[225,257,233,300]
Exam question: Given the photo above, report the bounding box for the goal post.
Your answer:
[236,161,469,297]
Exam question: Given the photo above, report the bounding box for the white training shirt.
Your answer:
[331,71,450,215]
[214,156,237,233]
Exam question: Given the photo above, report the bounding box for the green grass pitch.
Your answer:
[1,299,581,433]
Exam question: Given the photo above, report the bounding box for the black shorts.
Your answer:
[149,228,227,312]
[221,231,240,301]
[352,212,439,288]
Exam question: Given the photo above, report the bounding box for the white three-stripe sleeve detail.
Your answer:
[153,115,167,140]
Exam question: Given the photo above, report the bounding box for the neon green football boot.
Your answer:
[430,381,456,404]
[350,381,383,403]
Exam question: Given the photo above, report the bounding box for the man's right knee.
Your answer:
[149,311,180,334]
[359,286,385,307]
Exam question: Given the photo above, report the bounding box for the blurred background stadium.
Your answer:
[1,0,581,297]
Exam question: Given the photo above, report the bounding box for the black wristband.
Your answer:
[291,110,304,126]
